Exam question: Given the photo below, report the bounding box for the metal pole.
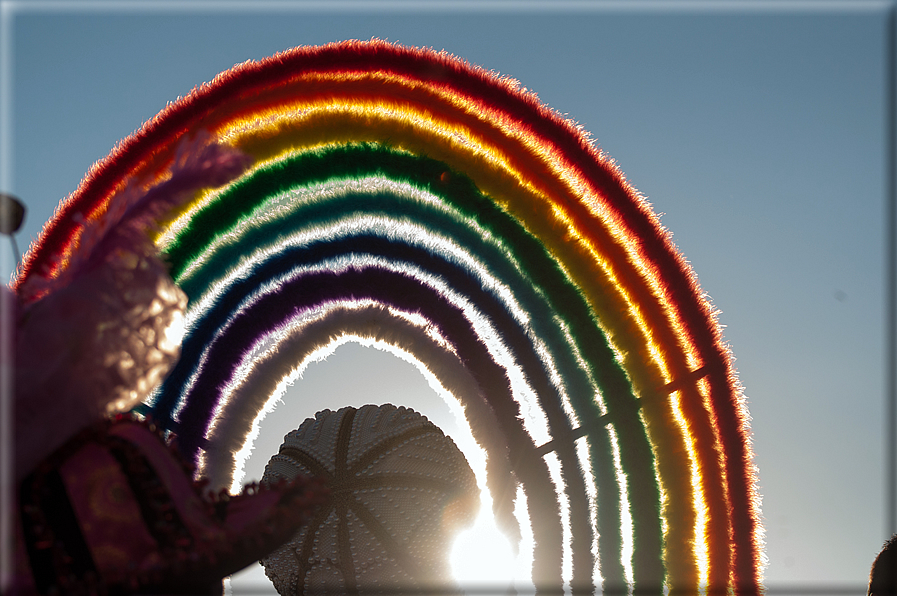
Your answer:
[885,1,897,539]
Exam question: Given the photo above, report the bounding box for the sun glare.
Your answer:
[450,509,516,593]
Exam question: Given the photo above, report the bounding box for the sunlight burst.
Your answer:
[450,509,516,592]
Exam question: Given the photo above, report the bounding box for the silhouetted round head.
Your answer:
[261,404,480,595]
[869,534,897,596]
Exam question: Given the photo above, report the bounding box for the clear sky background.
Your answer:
[1,1,894,593]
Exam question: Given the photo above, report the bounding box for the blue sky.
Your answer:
[1,1,893,592]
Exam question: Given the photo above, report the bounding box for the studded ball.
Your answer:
[261,404,480,595]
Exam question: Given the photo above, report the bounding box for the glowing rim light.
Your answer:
[575,435,602,588]
[180,242,558,445]
[606,423,635,590]
[222,327,493,495]
[669,389,711,591]
[543,451,574,590]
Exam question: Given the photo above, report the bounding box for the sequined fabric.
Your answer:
[12,416,328,595]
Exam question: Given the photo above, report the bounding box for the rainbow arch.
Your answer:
[17,41,763,593]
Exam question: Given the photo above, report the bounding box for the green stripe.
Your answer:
[163,142,663,587]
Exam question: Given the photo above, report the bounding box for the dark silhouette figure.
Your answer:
[869,534,897,596]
